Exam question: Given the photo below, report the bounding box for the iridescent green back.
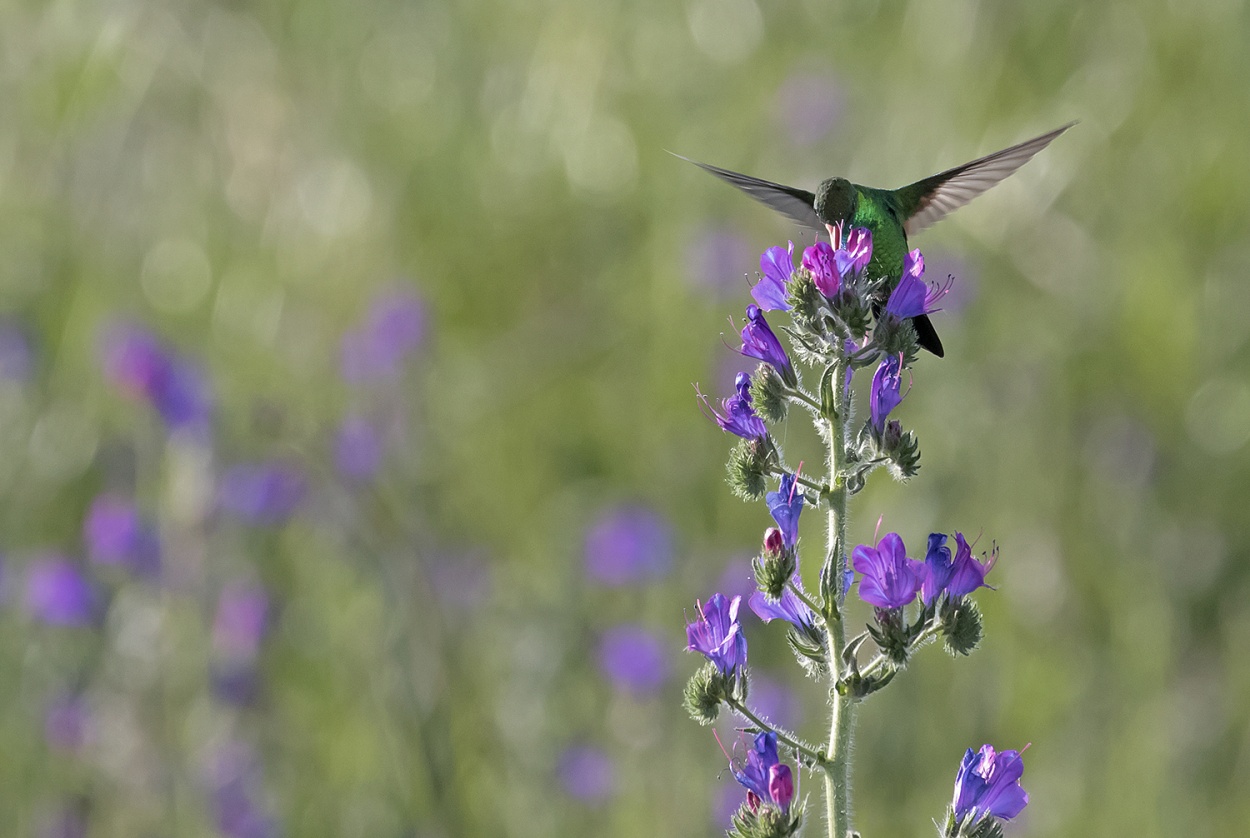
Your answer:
[850,186,909,284]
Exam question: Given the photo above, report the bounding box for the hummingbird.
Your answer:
[678,123,1074,357]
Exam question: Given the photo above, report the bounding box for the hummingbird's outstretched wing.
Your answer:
[672,154,823,232]
[896,122,1075,237]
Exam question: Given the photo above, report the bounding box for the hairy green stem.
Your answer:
[823,359,855,838]
[726,698,826,767]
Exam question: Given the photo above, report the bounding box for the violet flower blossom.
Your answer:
[733,731,794,812]
[852,533,925,609]
[952,744,1029,822]
[685,593,748,677]
[739,305,795,386]
[752,243,794,311]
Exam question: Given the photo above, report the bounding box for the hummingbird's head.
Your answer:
[814,177,856,224]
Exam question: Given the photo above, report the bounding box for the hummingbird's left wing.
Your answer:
[673,154,823,232]
[896,122,1075,237]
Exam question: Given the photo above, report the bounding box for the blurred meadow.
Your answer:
[2,0,1250,835]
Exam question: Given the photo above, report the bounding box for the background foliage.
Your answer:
[2,0,1249,835]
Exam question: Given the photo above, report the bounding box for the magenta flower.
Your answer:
[870,353,905,434]
[685,593,748,677]
[218,462,306,525]
[701,372,767,440]
[83,494,160,575]
[101,323,212,431]
[841,226,873,275]
[802,241,841,297]
[752,243,794,311]
[952,744,1029,821]
[733,732,794,812]
[340,287,427,382]
[852,533,925,609]
[334,416,384,483]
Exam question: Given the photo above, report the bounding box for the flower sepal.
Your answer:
[682,660,742,725]
[727,437,779,501]
[728,799,804,838]
[940,598,984,657]
[943,808,1006,838]
[749,364,789,424]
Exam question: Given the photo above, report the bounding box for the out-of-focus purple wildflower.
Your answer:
[44,693,90,753]
[701,372,767,440]
[752,243,794,311]
[100,323,212,431]
[206,742,280,838]
[852,533,925,610]
[952,744,1029,822]
[739,305,794,385]
[802,241,840,297]
[885,249,950,320]
[766,473,803,548]
[686,593,747,677]
[773,71,843,148]
[945,533,996,599]
[685,225,758,297]
[584,504,673,585]
[747,674,798,729]
[24,558,96,626]
[213,582,269,661]
[715,556,758,604]
[334,416,384,483]
[37,806,87,838]
[557,745,617,802]
[733,731,793,812]
[83,494,160,576]
[870,353,905,435]
[0,320,32,380]
[211,661,262,707]
[749,582,815,631]
[218,462,305,525]
[340,288,427,382]
[598,624,670,696]
[920,533,954,606]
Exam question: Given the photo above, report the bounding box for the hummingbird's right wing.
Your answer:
[673,154,823,232]
[896,122,1075,237]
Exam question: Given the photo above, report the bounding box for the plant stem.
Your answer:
[726,698,826,767]
[823,359,855,838]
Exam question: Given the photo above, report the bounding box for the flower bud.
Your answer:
[878,420,921,480]
[682,661,727,725]
[728,800,804,838]
[749,364,788,424]
[727,438,777,501]
[941,598,984,657]
[768,764,794,809]
[763,527,785,557]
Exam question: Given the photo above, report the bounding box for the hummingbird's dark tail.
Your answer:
[913,314,944,357]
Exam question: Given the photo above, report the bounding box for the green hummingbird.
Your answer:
[678,123,1074,357]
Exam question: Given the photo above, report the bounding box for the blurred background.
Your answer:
[1,0,1248,835]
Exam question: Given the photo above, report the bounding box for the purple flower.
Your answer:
[340,288,427,382]
[584,504,673,585]
[842,227,873,275]
[802,241,841,297]
[945,532,995,599]
[24,558,97,626]
[884,249,950,320]
[733,731,794,812]
[334,416,384,483]
[0,320,32,380]
[870,353,905,435]
[558,745,616,802]
[752,244,794,311]
[206,742,280,838]
[213,582,270,660]
[598,624,670,695]
[701,373,767,440]
[101,323,212,431]
[45,693,90,752]
[218,462,306,525]
[37,807,87,838]
[766,473,803,548]
[952,744,1029,822]
[686,593,747,677]
[852,533,925,609]
[920,533,954,606]
[83,494,159,575]
[739,305,794,385]
[749,582,815,631]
